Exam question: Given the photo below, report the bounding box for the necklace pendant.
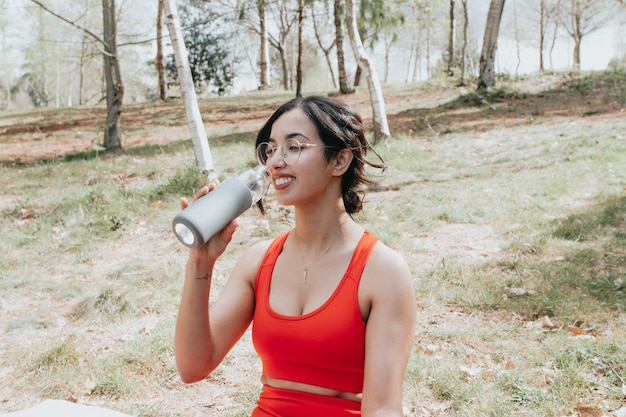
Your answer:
[303,267,308,283]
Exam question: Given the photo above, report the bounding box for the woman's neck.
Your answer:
[291,204,358,249]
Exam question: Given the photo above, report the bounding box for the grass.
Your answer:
[1,72,625,416]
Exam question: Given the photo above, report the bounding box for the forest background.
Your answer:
[1,1,626,417]
[1,0,626,112]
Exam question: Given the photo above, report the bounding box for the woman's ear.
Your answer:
[332,149,353,176]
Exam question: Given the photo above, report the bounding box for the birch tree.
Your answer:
[164,0,213,174]
[345,0,390,143]
[478,0,506,89]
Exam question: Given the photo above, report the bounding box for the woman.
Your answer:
[175,96,416,416]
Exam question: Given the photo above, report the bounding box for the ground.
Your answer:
[0,73,623,165]
[1,72,624,416]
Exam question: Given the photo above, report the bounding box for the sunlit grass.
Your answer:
[1,74,625,416]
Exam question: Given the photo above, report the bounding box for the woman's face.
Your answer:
[265,108,337,207]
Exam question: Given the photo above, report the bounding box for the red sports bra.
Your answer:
[252,230,378,394]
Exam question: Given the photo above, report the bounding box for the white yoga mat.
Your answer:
[0,400,133,417]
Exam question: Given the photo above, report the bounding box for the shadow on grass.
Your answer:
[47,131,258,164]
[503,194,626,321]
[389,69,626,136]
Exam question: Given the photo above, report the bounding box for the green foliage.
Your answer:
[150,164,204,200]
[563,69,626,98]
[553,195,626,241]
[165,3,234,94]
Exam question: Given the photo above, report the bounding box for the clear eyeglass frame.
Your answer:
[256,138,327,166]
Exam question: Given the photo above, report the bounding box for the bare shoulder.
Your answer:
[362,239,413,294]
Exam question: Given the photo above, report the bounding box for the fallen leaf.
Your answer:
[567,325,586,335]
[574,404,603,417]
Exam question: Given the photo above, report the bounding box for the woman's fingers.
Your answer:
[182,180,221,210]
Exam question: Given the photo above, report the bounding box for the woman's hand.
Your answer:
[181,180,239,261]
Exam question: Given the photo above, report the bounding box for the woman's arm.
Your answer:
[360,244,416,417]
[173,182,267,383]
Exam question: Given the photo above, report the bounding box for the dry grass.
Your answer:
[1,71,625,416]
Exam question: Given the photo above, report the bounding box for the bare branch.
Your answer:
[28,0,112,56]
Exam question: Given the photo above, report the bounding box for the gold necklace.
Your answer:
[296,234,339,283]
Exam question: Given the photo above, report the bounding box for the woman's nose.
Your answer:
[266,147,286,168]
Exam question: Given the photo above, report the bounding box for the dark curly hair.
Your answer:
[255,96,386,215]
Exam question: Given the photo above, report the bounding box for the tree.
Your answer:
[559,0,616,70]
[447,0,456,76]
[267,0,299,90]
[164,0,213,174]
[230,0,272,90]
[310,2,338,89]
[345,0,390,144]
[478,0,506,90]
[164,3,234,94]
[256,0,271,89]
[102,0,123,152]
[29,0,124,151]
[352,0,405,87]
[296,0,305,97]
[459,0,469,83]
[403,0,438,83]
[156,0,166,100]
[334,0,353,94]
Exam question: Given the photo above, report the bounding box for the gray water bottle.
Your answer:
[172,165,270,248]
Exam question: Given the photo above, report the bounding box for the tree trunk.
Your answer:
[345,0,390,144]
[478,0,506,90]
[334,0,353,94]
[102,0,123,152]
[513,0,521,75]
[79,35,87,105]
[572,9,582,70]
[164,0,214,174]
[354,66,362,87]
[296,0,303,97]
[278,44,290,90]
[156,0,166,101]
[258,0,271,89]
[447,0,455,76]
[539,0,545,72]
[460,0,468,84]
[311,6,337,89]
[426,25,431,79]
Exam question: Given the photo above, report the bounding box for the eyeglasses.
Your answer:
[256,138,329,165]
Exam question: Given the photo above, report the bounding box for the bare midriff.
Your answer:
[261,375,362,402]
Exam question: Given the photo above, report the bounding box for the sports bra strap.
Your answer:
[344,231,378,281]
